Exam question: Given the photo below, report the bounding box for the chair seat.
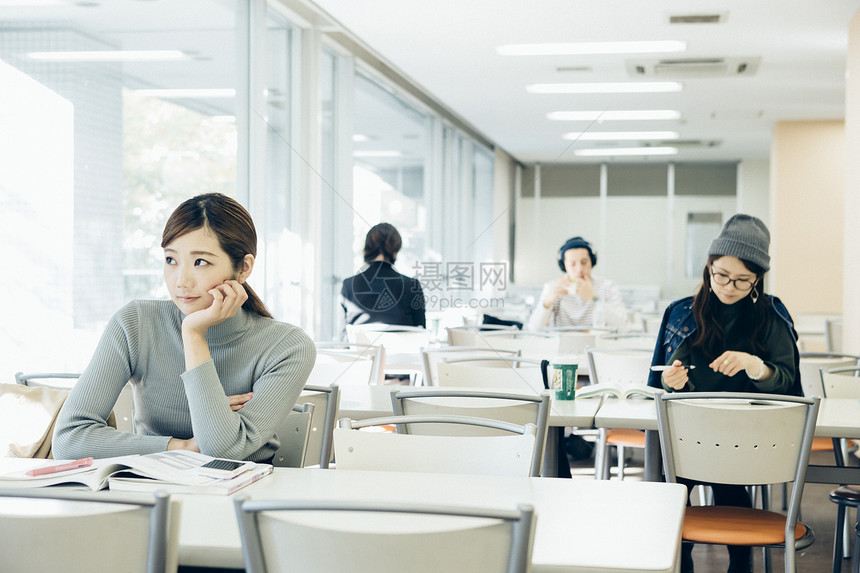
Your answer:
[684,506,808,545]
[605,429,646,447]
[811,436,834,452]
[830,485,860,503]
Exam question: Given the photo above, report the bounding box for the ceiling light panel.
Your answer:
[563,131,679,141]
[574,147,679,157]
[497,40,686,56]
[28,50,187,62]
[527,82,683,94]
[132,88,235,98]
[548,110,681,121]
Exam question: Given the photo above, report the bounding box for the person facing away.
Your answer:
[647,213,801,573]
[340,222,426,337]
[54,193,316,462]
[527,236,627,331]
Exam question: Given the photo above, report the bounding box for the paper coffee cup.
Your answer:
[551,356,578,400]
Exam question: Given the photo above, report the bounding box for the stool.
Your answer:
[829,485,860,573]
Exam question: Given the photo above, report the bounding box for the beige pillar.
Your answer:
[843,10,860,354]
[769,121,844,316]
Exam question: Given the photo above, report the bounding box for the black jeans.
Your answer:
[678,478,753,573]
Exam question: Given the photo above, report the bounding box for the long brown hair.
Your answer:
[691,255,769,357]
[161,193,272,319]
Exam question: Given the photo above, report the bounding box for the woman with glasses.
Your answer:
[647,213,801,573]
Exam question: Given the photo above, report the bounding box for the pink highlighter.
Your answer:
[26,457,94,477]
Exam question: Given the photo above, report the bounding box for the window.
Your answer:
[0,0,247,377]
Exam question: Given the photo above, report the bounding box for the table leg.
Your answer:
[543,427,559,477]
[644,429,661,482]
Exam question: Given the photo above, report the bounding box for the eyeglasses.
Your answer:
[710,269,756,291]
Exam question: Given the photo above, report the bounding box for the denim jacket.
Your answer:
[647,295,802,395]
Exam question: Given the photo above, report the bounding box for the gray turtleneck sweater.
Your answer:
[53,300,316,462]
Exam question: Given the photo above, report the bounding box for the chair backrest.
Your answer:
[656,392,819,531]
[594,332,657,349]
[272,402,314,468]
[585,347,652,388]
[0,489,177,573]
[474,330,561,359]
[825,317,844,353]
[434,357,544,394]
[234,498,535,573]
[390,389,550,477]
[298,383,340,468]
[15,372,136,433]
[14,371,80,389]
[820,366,860,399]
[798,352,860,397]
[421,346,521,386]
[447,324,518,346]
[334,414,537,478]
[556,331,597,355]
[309,342,383,386]
[346,324,431,356]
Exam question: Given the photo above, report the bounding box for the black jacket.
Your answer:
[340,261,426,331]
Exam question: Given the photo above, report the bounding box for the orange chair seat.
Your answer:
[605,429,646,447]
[683,506,808,546]
[810,436,834,452]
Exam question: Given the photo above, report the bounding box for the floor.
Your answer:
[568,438,858,573]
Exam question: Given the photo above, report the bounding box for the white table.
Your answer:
[337,384,600,428]
[176,467,686,572]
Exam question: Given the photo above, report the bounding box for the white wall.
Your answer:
[512,160,769,304]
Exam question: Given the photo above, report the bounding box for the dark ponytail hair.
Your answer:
[691,255,768,357]
[363,223,402,264]
[161,193,272,319]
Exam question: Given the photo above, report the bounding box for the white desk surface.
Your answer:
[593,398,660,431]
[337,385,600,428]
[813,398,860,439]
[591,396,860,438]
[177,467,686,572]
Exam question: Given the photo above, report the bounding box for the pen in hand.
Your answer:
[650,365,696,371]
[26,457,94,477]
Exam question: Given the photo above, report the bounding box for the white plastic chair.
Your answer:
[272,402,314,468]
[656,392,820,573]
[421,346,520,387]
[390,389,550,477]
[297,382,340,468]
[825,317,844,353]
[585,347,653,480]
[0,489,177,573]
[798,353,860,398]
[233,497,535,573]
[819,365,860,568]
[446,324,519,346]
[309,342,384,386]
[594,332,657,349]
[346,324,430,355]
[433,356,545,394]
[473,330,561,359]
[334,414,538,478]
[15,371,135,434]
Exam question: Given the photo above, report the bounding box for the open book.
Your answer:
[576,384,657,400]
[0,450,273,495]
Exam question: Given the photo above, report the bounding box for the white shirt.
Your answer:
[527,276,627,331]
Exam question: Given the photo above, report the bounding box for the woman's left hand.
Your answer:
[228,392,254,412]
[709,351,756,377]
[183,279,248,336]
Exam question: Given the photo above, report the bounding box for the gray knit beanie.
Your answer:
[707,214,770,272]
